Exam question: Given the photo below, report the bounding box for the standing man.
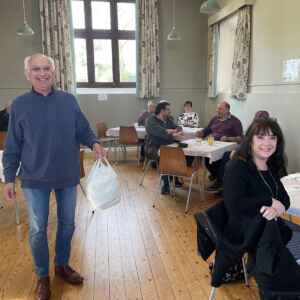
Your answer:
[197,101,243,192]
[3,54,105,300]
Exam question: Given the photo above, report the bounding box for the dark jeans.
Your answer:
[139,139,145,160]
[205,151,231,185]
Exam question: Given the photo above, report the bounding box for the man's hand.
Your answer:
[4,183,16,202]
[92,143,106,160]
[196,130,204,138]
[166,129,177,134]
[172,131,183,138]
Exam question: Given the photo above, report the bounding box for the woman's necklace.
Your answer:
[257,168,279,199]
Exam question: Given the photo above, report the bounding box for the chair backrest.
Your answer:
[119,126,138,145]
[0,131,7,150]
[80,149,85,178]
[199,201,242,287]
[96,121,108,138]
[159,146,188,177]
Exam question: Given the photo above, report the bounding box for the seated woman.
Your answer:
[223,118,300,298]
[177,100,199,128]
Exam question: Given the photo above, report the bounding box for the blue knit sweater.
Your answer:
[3,89,98,189]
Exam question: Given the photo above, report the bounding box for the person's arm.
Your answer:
[223,160,273,217]
[146,117,174,144]
[177,113,184,126]
[2,103,22,201]
[193,113,199,128]
[73,97,105,159]
[221,119,243,143]
[196,118,214,138]
[276,180,290,210]
[221,136,243,143]
[3,103,22,184]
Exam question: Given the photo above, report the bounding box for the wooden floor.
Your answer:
[0,152,260,300]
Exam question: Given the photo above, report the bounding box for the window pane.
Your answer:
[74,39,88,82]
[72,1,85,29]
[217,13,238,93]
[117,3,136,31]
[92,1,111,30]
[119,40,136,82]
[94,39,113,82]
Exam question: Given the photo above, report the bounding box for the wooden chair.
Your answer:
[119,126,140,164]
[155,145,200,213]
[0,131,20,225]
[96,121,118,161]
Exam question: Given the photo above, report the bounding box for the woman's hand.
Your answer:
[260,206,278,220]
[272,198,286,216]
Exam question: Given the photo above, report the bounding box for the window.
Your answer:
[217,13,238,94]
[72,0,136,88]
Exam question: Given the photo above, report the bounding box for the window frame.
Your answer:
[73,0,136,88]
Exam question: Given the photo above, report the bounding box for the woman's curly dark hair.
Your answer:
[233,118,287,177]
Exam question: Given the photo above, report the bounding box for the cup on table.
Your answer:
[207,135,214,146]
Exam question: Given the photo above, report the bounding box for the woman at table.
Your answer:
[177,100,199,128]
[223,118,300,299]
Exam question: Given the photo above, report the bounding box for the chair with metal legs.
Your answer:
[195,201,249,300]
[153,146,200,213]
[119,126,141,165]
[96,121,118,162]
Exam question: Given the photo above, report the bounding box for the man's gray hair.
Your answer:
[147,100,155,106]
[24,54,56,72]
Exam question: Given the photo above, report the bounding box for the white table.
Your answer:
[106,126,202,140]
[281,173,300,217]
[167,139,237,198]
[180,139,237,163]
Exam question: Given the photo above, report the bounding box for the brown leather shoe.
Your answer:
[35,276,51,300]
[55,265,84,285]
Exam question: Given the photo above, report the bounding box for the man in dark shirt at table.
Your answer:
[137,101,156,162]
[146,101,183,194]
[197,101,243,193]
[137,100,156,126]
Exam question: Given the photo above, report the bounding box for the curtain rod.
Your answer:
[208,0,255,26]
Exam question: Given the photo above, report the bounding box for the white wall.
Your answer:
[204,0,300,172]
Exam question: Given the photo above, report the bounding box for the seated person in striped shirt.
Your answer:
[177,100,199,128]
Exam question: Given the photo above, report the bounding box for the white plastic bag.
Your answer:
[85,158,120,210]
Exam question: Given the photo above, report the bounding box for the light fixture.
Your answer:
[17,0,34,36]
[167,0,181,41]
[200,0,220,14]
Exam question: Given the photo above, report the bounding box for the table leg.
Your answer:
[201,158,206,200]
